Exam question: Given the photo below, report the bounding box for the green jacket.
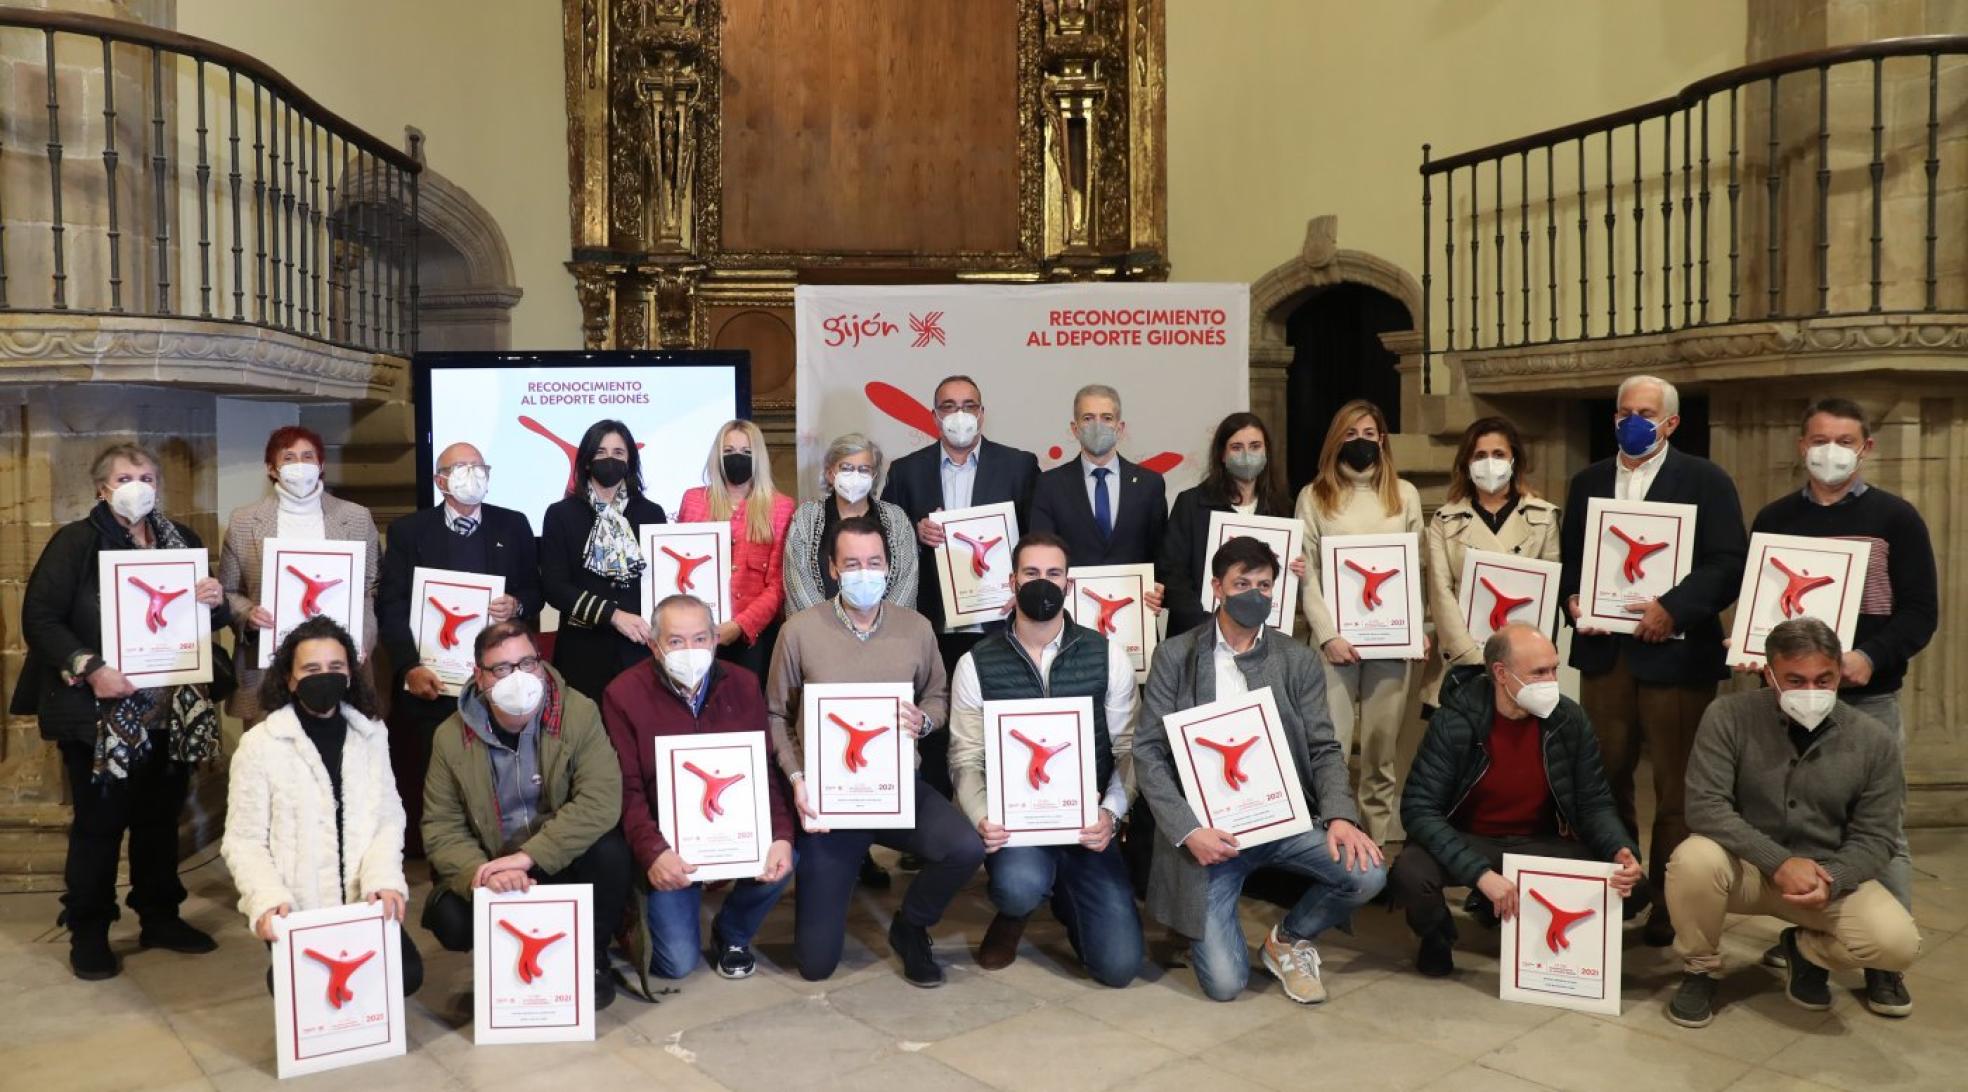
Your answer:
[422,664,622,900]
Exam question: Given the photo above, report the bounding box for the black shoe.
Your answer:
[69,927,120,981]
[595,969,617,1012]
[976,913,1026,971]
[858,852,892,891]
[715,943,757,980]
[887,918,944,988]
[1642,908,1676,948]
[1666,972,1718,1028]
[896,854,925,873]
[1864,968,1912,1017]
[1416,930,1455,978]
[138,916,218,954]
[1462,891,1500,931]
[1780,928,1832,1011]
[1760,941,1788,969]
[1623,882,1654,922]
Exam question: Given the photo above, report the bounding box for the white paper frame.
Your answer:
[410,567,503,697]
[97,547,212,687]
[1319,532,1425,660]
[1498,853,1622,1015]
[1726,533,1872,669]
[271,903,406,1078]
[1163,686,1314,849]
[639,523,733,625]
[1457,549,1564,644]
[472,884,597,1045]
[1068,563,1157,680]
[929,502,1019,630]
[1200,511,1303,634]
[801,681,918,830]
[653,731,773,882]
[259,538,367,669]
[983,696,1098,848]
[1577,497,1698,635]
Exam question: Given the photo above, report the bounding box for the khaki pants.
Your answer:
[1579,653,1715,896]
[1322,658,1410,843]
[1666,835,1920,976]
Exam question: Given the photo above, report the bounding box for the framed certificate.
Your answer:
[639,523,733,625]
[983,696,1098,848]
[97,547,212,687]
[1163,686,1313,850]
[653,731,773,882]
[801,681,917,830]
[1068,563,1156,680]
[270,902,406,1078]
[1726,533,1872,669]
[259,538,367,669]
[410,567,503,697]
[1498,853,1622,1015]
[1456,549,1563,644]
[473,884,596,1045]
[1320,532,1424,659]
[929,502,1019,630]
[1577,497,1697,635]
[1200,512,1303,634]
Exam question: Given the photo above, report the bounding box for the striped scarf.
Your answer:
[580,486,646,584]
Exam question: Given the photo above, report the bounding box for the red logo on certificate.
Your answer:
[1343,560,1400,611]
[126,575,188,633]
[1082,590,1134,635]
[304,947,376,1009]
[428,598,480,649]
[1528,890,1596,954]
[828,712,891,773]
[682,761,747,821]
[1607,526,1670,583]
[1195,735,1258,790]
[1480,577,1535,632]
[497,920,566,984]
[952,531,1002,577]
[287,566,345,618]
[1770,557,1835,618]
[661,546,713,592]
[1008,729,1072,791]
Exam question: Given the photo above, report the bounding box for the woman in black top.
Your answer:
[540,419,668,700]
[1158,412,1305,638]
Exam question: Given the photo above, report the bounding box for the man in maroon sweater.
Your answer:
[603,595,796,980]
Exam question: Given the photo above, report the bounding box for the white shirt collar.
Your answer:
[1618,441,1671,475]
[443,500,481,530]
[1080,453,1119,478]
[1213,618,1262,657]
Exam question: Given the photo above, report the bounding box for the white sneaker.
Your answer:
[1261,925,1328,1004]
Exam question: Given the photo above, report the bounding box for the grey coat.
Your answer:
[218,492,381,722]
[1134,621,1359,938]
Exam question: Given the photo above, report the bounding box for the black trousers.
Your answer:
[926,630,989,799]
[716,618,781,686]
[58,741,190,931]
[266,929,424,997]
[422,828,633,970]
[791,776,985,980]
[1386,832,1593,939]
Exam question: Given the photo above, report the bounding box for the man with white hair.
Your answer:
[1557,375,1747,946]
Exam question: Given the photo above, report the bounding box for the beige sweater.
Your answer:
[764,600,950,784]
[1295,468,1425,647]
[1420,493,1562,703]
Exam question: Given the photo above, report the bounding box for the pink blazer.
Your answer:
[676,486,795,642]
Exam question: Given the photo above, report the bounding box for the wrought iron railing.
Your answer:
[0,8,419,355]
[1418,35,1968,390]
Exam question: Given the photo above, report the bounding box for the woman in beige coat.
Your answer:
[1421,416,1562,707]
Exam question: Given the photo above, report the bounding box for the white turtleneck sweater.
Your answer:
[1294,465,1424,647]
[275,481,327,540]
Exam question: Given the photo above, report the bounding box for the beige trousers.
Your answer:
[1321,658,1410,843]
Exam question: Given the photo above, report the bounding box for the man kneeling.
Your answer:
[1392,624,1642,976]
[1665,617,1919,1027]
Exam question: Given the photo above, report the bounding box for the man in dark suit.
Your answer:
[1029,383,1168,614]
[883,374,1040,797]
[1558,375,1747,946]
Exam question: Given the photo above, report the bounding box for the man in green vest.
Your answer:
[948,531,1144,986]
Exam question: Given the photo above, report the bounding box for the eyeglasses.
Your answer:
[439,463,491,474]
[935,400,982,414]
[479,655,540,678]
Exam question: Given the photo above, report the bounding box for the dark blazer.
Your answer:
[1558,446,1747,683]
[376,502,544,723]
[1159,482,1291,639]
[539,491,667,701]
[881,437,1040,631]
[1029,455,1168,570]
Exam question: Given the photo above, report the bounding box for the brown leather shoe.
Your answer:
[976,913,1027,970]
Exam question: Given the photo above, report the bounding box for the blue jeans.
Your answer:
[644,866,795,979]
[987,841,1143,988]
[1189,825,1388,1002]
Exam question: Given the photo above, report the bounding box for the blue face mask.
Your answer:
[838,569,887,610]
[1615,413,1660,458]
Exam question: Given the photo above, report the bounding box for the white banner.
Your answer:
[794,284,1249,499]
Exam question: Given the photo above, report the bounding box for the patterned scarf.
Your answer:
[580,486,645,584]
[92,509,221,781]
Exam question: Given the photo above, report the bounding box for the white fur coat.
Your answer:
[221,703,407,929]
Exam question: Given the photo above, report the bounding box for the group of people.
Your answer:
[13,370,1933,1030]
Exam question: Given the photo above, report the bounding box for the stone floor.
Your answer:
[2,829,1966,1092]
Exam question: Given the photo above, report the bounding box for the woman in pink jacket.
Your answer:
[676,419,796,681]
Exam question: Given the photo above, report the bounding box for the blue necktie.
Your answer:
[1092,467,1113,540]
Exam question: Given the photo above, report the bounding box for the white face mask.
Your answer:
[277,462,321,496]
[486,668,544,718]
[663,647,714,692]
[939,410,980,449]
[1508,670,1561,719]
[444,464,490,506]
[833,467,874,504]
[839,568,887,610]
[1804,442,1860,488]
[1469,456,1514,495]
[107,480,157,522]
[1774,680,1836,731]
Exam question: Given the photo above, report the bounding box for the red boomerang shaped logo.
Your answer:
[1081,589,1135,636]
[828,712,890,773]
[952,531,1002,578]
[516,415,647,497]
[682,761,746,822]
[428,598,480,650]
[1480,577,1535,632]
[1345,560,1400,611]
[1528,889,1596,954]
[661,546,712,593]
[1008,729,1072,792]
[286,566,343,618]
[126,575,188,633]
[497,920,566,984]
[304,948,375,1009]
[1607,526,1670,584]
[1770,557,1836,618]
[1195,735,1258,791]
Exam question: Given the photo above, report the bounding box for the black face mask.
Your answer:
[721,452,754,486]
[1339,438,1381,472]
[1015,577,1066,623]
[295,672,349,716]
[588,456,629,488]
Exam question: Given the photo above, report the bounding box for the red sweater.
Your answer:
[676,487,795,643]
[601,659,796,871]
[1452,711,1556,837]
